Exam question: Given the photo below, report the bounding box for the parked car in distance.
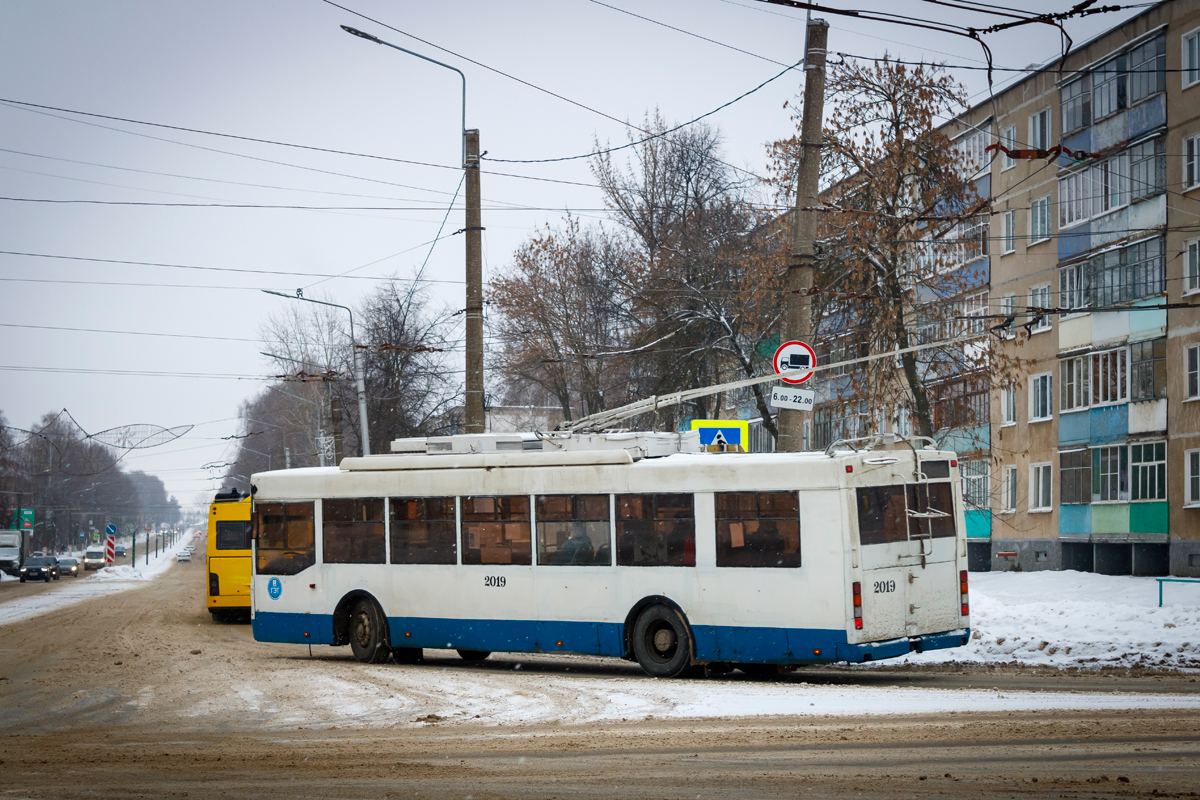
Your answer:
[177,551,191,563]
[56,557,80,577]
[185,545,196,553]
[82,548,106,570]
[114,545,126,557]
[20,556,59,582]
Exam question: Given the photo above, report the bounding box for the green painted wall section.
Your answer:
[965,509,991,538]
[1091,503,1130,534]
[1130,501,1169,534]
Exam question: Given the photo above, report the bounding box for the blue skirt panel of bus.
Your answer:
[253,612,969,665]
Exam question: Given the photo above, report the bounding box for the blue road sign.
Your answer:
[105,524,116,537]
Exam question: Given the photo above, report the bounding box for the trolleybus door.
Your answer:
[854,482,959,640]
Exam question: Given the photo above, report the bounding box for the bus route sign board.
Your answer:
[770,386,815,412]
[772,340,816,385]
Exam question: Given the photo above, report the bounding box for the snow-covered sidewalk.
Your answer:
[0,529,197,627]
[888,570,1200,671]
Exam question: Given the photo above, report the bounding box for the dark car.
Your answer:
[114,545,126,557]
[56,557,80,577]
[19,556,59,583]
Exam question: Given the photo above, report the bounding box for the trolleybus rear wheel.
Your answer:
[348,599,391,664]
[631,604,692,678]
[457,649,491,662]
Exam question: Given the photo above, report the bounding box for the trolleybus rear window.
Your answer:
[461,496,531,565]
[536,495,611,566]
[215,521,251,550]
[323,498,385,564]
[254,502,315,575]
[715,491,801,568]
[391,497,456,565]
[615,494,695,567]
[856,483,956,544]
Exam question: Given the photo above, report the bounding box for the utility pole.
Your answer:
[464,128,485,433]
[777,18,829,453]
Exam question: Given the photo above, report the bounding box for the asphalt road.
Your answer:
[0,557,1197,799]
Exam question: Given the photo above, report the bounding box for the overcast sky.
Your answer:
[0,0,1147,508]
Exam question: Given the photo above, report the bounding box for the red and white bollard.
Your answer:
[105,534,116,566]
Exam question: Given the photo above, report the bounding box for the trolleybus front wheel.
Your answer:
[632,604,693,678]
[349,599,392,664]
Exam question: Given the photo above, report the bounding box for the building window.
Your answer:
[1187,449,1200,506]
[1001,210,1016,254]
[1186,239,1200,295]
[960,460,989,510]
[1188,345,1199,399]
[1091,347,1127,406]
[1031,372,1053,421]
[1131,442,1166,501]
[1095,153,1130,214]
[1001,126,1017,169]
[1060,450,1092,505]
[1130,137,1165,200]
[1093,54,1127,120]
[1030,463,1052,511]
[954,126,991,178]
[1130,338,1166,402]
[1059,262,1090,312]
[1061,76,1090,133]
[1029,108,1051,150]
[962,290,989,335]
[1029,284,1052,333]
[1001,384,1016,425]
[1091,236,1164,307]
[1188,134,1200,191]
[1186,27,1200,88]
[1001,466,1018,512]
[1030,195,1051,243]
[932,376,988,430]
[1000,294,1016,339]
[1093,445,1129,502]
[1059,169,1089,228]
[1061,355,1090,412]
[1128,35,1165,103]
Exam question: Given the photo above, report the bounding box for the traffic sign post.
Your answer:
[772,340,816,385]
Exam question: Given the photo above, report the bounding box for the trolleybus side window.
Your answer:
[461,496,531,565]
[255,501,315,575]
[536,494,611,566]
[391,497,456,565]
[323,498,385,564]
[856,486,909,545]
[215,520,251,550]
[615,494,695,567]
[907,482,956,538]
[715,491,801,568]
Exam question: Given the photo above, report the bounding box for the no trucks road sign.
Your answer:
[772,340,816,385]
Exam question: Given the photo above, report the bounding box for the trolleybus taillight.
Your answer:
[852,581,863,630]
[959,569,969,616]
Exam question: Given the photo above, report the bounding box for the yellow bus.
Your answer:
[208,489,252,622]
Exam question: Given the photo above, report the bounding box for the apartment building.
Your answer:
[947,0,1200,575]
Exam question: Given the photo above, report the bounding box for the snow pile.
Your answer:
[894,571,1200,670]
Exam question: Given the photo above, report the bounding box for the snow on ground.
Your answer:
[0,529,196,627]
[887,571,1200,671]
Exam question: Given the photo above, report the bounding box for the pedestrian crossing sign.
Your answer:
[690,420,749,453]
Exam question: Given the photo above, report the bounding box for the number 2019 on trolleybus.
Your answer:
[248,432,970,677]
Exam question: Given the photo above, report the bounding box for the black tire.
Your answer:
[348,599,391,664]
[456,649,491,662]
[631,604,693,678]
[53,574,59,581]
[45,574,52,583]
[392,647,424,664]
[19,577,25,583]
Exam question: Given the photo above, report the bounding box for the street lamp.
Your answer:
[340,24,485,434]
[245,416,291,469]
[242,446,272,472]
[262,290,371,455]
